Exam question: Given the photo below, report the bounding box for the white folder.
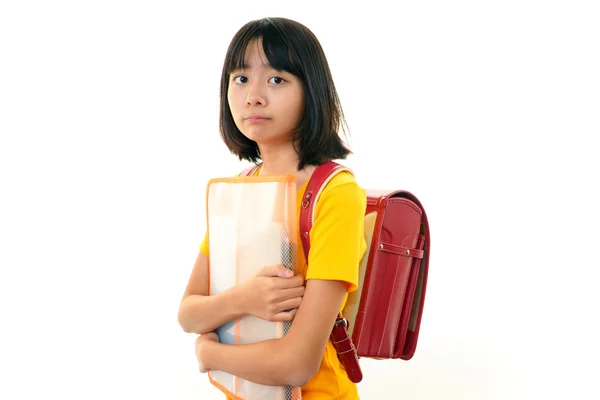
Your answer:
[205,173,302,400]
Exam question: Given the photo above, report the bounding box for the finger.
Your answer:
[277,286,305,300]
[275,275,305,289]
[256,265,293,278]
[275,297,303,313]
[274,265,294,278]
[271,308,298,322]
[206,332,219,342]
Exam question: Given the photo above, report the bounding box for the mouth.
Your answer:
[245,115,270,123]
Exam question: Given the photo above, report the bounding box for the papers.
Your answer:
[205,174,302,400]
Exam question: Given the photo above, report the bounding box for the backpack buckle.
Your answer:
[335,317,349,329]
[301,192,312,209]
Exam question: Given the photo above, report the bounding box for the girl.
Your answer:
[178,17,366,399]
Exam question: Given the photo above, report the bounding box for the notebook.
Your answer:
[205,173,302,400]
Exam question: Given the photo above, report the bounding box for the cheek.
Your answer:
[291,91,305,123]
[227,89,241,118]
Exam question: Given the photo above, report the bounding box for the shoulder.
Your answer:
[315,169,366,214]
[322,169,359,190]
[305,168,366,292]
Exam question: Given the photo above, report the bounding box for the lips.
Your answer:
[245,115,270,123]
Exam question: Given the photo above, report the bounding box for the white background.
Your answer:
[1,1,599,399]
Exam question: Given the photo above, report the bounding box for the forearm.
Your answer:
[202,338,312,387]
[178,287,246,334]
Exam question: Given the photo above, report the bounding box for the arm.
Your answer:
[178,251,247,334]
[178,251,305,334]
[197,277,347,387]
[196,175,366,386]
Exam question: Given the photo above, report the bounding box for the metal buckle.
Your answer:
[335,318,348,329]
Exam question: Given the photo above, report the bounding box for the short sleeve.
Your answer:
[305,175,367,293]
[199,230,209,256]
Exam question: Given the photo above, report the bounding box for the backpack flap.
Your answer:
[344,189,426,359]
[390,190,430,360]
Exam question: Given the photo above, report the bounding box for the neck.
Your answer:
[256,142,316,190]
[256,143,301,176]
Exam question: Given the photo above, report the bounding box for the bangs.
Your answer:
[224,19,301,76]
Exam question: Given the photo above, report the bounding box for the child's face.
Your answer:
[227,39,304,147]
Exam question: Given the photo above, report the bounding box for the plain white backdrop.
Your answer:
[1,1,599,399]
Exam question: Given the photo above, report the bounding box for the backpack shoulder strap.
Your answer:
[239,163,261,177]
[299,161,352,258]
[298,161,363,383]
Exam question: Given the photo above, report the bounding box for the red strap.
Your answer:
[299,161,347,255]
[299,161,363,383]
[330,318,363,383]
[239,164,260,177]
[379,242,424,259]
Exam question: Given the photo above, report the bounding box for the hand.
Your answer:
[195,332,219,373]
[238,265,305,322]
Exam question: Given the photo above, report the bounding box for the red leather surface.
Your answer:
[397,192,431,360]
[330,317,363,383]
[353,194,423,358]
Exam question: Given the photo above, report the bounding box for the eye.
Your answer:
[233,76,248,84]
[268,76,286,85]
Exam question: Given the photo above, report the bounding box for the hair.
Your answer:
[219,17,351,170]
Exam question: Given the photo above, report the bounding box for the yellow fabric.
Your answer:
[200,166,366,399]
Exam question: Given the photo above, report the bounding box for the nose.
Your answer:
[246,81,267,106]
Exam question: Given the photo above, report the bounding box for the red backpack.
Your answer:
[241,161,431,383]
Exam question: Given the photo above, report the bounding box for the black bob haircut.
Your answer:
[219,17,352,170]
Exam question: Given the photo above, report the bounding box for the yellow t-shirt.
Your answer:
[200,167,366,399]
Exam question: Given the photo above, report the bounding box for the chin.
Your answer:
[243,130,274,143]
